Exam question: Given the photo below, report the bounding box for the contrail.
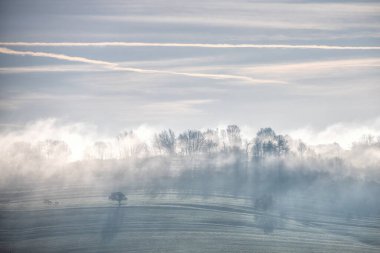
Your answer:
[0,47,284,84]
[0,42,379,50]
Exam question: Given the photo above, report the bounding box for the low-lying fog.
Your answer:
[1,120,379,216]
[1,120,380,252]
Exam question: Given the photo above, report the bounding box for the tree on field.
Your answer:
[109,192,127,206]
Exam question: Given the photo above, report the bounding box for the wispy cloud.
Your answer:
[0,47,282,84]
[0,92,97,111]
[0,65,104,74]
[141,99,214,115]
[242,58,380,75]
[0,47,117,66]
[1,42,379,50]
[90,8,380,31]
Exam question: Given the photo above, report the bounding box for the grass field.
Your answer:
[1,184,379,253]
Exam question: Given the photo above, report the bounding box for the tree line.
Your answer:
[92,125,295,160]
[10,124,380,162]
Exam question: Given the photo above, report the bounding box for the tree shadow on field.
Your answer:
[101,207,127,243]
[253,194,285,234]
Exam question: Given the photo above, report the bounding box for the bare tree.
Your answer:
[252,128,289,159]
[38,139,70,161]
[154,129,176,155]
[244,140,253,156]
[219,129,228,152]
[109,192,127,206]
[94,141,108,160]
[116,131,147,159]
[203,129,219,153]
[178,130,206,155]
[297,142,307,157]
[276,135,289,156]
[227,125,242,149]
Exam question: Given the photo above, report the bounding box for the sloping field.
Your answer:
[1,185,379,253]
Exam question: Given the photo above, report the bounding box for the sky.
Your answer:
[0,0,379,140]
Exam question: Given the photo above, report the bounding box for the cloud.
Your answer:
[288,118,380,149]
[0,65,105,74]
[1,42,379,50]
[0,47,117,66]
[242,58,380,75]
[141,99,215,116]
[50,2,380,32]
[0,47,282,84]
[0,100,19,111]
[0,119,160,162]
[91,14,379,31]
[0,119,103,161]
[0,92,99,111]
[238,58,380,88]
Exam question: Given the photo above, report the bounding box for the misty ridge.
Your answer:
[1,120,380,219]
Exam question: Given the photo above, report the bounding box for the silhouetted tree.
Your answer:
[227,125,242,149]
[178,130,206,155]
[94,141,108,160]
[297,142,307,157]
[154,129,176,154]
[276,135,289,156]
[203,129,219,153]
[109,192,127,206]
[38,139,70,161]
[116,131,147,158]
[252,128,289,159]
[219,129,228,152]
